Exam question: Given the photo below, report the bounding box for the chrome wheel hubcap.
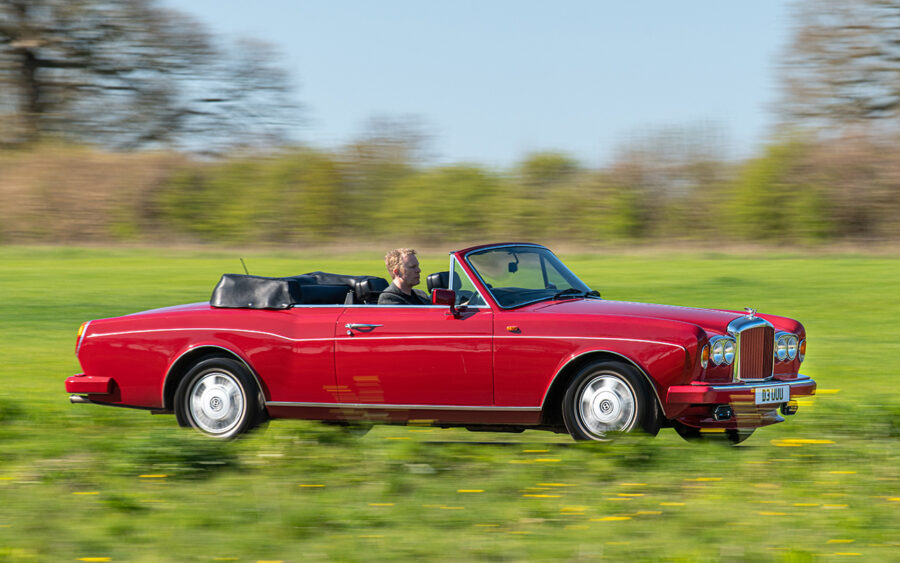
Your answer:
[189,371,245,435]
[576,374,636,438]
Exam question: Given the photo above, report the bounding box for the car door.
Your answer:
[254,306,345,404]
[333,305,493,406]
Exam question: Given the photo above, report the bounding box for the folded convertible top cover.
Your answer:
[210,274,306,309]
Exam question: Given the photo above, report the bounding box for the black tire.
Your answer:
[673,422,754,445]
[562,361,657,441]
[174,357,262,439]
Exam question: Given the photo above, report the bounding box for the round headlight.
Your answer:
[775,334,788,362]
[787,335,799,360]
[700,344,710,368]
[711,339,725,366]
[798,339,806,362]
[723,339,735,365]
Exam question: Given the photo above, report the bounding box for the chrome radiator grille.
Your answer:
[738,326,775,380]
[735,324,774,381]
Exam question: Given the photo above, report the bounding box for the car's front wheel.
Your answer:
[175,357,262,439]
[562,361,656,441]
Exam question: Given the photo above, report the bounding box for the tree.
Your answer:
[338,115,431,232]
[378,165,504,242]
[0,0,297,150]
[512,152,582,239]
[602,125,730,240]
[781,0,900,131]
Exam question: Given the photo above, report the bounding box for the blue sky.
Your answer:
[166,1,792,167]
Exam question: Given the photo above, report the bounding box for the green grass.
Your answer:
[0,245,898,561]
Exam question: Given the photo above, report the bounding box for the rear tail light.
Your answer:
[76,321,90,356]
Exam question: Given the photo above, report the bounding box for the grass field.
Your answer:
[1,245,898,561]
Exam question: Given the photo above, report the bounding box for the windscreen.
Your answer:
[466,246,593,308]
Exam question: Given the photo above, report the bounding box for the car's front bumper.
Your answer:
[665,375,816,429]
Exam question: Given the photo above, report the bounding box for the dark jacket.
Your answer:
[378,283,428,305]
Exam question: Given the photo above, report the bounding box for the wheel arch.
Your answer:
[540,350,664,428]
[163,345,266,413]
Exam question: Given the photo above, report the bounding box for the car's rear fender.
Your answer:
[162,344,268,413]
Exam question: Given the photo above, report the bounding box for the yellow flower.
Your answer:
[590,516,632,522]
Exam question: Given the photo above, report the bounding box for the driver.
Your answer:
[378,248,428,305]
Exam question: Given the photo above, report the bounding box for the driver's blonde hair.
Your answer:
[385,248,416,279]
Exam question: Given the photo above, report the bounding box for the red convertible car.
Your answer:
[66,243,815,443]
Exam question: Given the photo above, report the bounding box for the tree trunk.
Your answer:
[19,47,41,143]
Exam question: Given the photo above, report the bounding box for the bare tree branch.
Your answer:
[780,0,900,132]
[0,0,300,150]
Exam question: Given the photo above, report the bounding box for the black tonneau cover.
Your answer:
[210,272,388,309]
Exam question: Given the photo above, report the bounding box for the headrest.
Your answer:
[210,274,303,309]
[427,271,449,292]
[355,277,389,302]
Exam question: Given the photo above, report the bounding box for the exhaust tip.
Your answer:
[69,395,92,404]
[713,405,733,421]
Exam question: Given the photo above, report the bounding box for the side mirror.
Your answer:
[432,288,459,317]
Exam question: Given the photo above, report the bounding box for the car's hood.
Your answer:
[530,298,745,333]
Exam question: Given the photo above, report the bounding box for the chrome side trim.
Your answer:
[539,349,665,411]
[91,327,322,342]
[162,344,267,408]
[87,329,677,347]
[495,335,686,351]
[336,335,491,341]
[266,401,541,411]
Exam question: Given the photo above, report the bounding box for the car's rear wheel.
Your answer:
[175,357,262,439]
[562,361,656,441]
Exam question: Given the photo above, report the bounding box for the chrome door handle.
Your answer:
[345,323,383,335]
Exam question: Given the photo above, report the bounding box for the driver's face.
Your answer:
[399,254,421,286]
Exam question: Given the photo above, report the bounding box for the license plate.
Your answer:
[755,385,790,405]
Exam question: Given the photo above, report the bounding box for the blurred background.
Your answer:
[2,0,900,247]
[2,1,899,561]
